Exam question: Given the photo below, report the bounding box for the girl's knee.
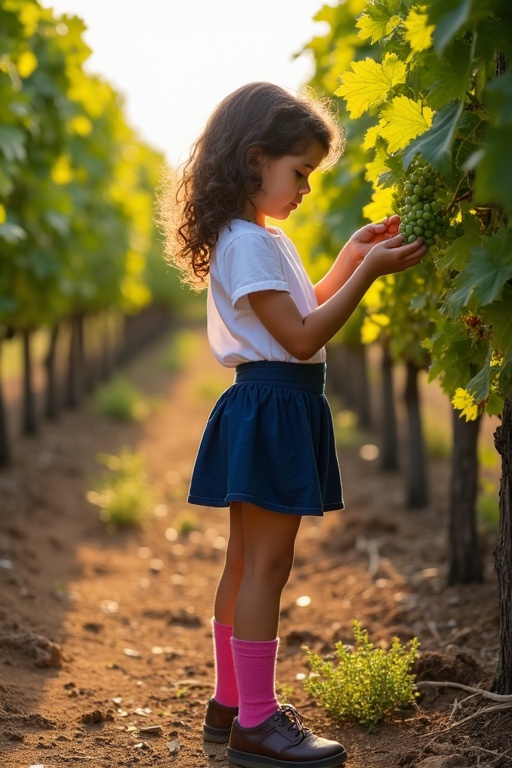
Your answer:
[245,553,294,591]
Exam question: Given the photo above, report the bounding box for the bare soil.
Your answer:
[0,327,511,768]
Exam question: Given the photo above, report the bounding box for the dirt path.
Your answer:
[0,326,510,768]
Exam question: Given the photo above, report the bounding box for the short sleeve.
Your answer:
[222,234,289,308]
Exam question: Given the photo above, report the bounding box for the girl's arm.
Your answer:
[314,215,401,306]
[249,233,427,361]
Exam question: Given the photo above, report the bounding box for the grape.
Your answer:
[393,158,450,247]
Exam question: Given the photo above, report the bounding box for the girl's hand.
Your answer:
[315,215,406,305]
[345,215,401,267]
[362,232,428,280]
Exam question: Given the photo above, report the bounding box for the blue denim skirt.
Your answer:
[187,361,343,516]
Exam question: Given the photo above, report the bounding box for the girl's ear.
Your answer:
[246,146,266,171]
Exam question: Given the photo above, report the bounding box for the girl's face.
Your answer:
[246,140,326,226]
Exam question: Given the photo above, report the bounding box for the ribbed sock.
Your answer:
[212,619,239,707]
[231,637,279,728]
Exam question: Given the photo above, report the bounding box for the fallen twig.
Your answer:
[421,702,512,739]
[417,680,512,703]
[472,745,512,762]
[355,535,381,579]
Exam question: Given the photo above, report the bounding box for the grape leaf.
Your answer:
[473,126,512,218]
[485,287,512,354]
[379,96,433,153]
[435,215,481,272]
[452,387,479,420]
[427,0,472,54]
[363,124,382,150]
[362,186,395,221]
[446,232,512,316]
[422,41,472,110]
[483,64,512,122]
[336,54,407,118]
[356,2,402,44]
[404,7,435,53]
[499,353,512,400]
[466,344,492,402]
[403,100,463,175]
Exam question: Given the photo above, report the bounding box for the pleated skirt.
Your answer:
[187,361,344,516]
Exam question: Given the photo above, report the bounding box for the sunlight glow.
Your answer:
[48,0,330,167]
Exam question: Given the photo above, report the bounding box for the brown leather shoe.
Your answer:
[203,697,239,743]
[227,704,347,767]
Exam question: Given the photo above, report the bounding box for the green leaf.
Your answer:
[446,231,512,316]
[473,126,512,218]
[486,390,504,418]
[499,353,512,400]
[336,54,407,118]
[422,41,472,110]
[403,100,463,175]
[0,125,26,163]
[466,344,492,402]
[485,287,512,354]
[427,0,473,55]
[379,96,433,153]
[485,67,512,123]
[435,214,481,272]
[0,221,27,243]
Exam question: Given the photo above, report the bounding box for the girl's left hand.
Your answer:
[345,215,401,266]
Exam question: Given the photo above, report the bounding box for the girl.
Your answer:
[162,82,427,768]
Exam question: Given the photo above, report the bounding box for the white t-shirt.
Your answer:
[207,219,326,367]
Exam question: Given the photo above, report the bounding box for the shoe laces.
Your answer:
[275,705,310,736]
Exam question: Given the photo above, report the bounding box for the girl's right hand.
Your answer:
[362,234,428,280]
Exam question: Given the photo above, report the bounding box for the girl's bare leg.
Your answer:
[214,502,245,625]
[234,502,301,640]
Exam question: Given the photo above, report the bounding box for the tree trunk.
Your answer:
[352,343,372,430]
[22,329,37,435]
[101,312,113,381]
[0,341,11,467]
[493,392,512,694]
[404,360,428,508]
[83,315,98,394]
[44,324,60,420]
[380,346,400,472]
[448,409,483,584]
[66,316,82,408]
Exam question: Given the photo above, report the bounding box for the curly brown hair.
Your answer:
[159,82,343,289]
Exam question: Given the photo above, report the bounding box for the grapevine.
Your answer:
[393,159,451,247]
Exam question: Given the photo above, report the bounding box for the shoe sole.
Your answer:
[227,745,348,768]
[203,723,232,743]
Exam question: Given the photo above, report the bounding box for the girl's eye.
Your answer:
[295,171,304,179]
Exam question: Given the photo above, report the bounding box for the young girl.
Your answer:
[162,82,427,768]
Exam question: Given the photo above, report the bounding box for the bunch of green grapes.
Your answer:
[393,160,450,246]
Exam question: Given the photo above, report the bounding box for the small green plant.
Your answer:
[87,447,155,528]
[333,409,363,450]
[94,377,150,422]
[173,510,198,536]
[194,376,228,401]
[276,682,294,703]
[160,330,200,372]
[303,621,420,731]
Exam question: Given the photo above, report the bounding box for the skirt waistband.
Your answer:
[234,361,326,394]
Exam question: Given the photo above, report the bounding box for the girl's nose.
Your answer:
[299,180,311,194]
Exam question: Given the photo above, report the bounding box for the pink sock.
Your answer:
[212,619,239,707]
[231,637,279,728]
